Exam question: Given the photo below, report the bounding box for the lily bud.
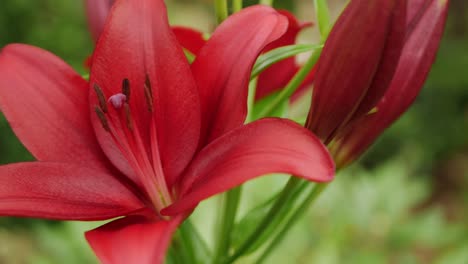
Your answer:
[306,0,407,143]
[330,0,449,168]
[84,0,115,42]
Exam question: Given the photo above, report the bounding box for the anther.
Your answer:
[94,106,110,132]
[122,78,131,101]
[144,74,154,112]
[93,84,108,113]
[124,103,133,131]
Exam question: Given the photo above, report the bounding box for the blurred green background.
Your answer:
[0,0,467,263]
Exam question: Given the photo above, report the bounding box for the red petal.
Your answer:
[89,0,201,187]
[306,0,405,143]
[162,118,334,215]
[84,0,114,42]
[0,162,144,220]
[263,10,312,52]
[86,216,182,264]
[191,5,288,145]
[172,26,206,55]
[0,44,111,171]
[256,10,313,101]
[332,0,449,167]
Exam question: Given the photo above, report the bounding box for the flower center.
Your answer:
[93,76,172,217]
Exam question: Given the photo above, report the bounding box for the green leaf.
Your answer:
[314,0,332,41]
[251,44,322,80]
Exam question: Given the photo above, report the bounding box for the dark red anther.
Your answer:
[144,74,154,112]
[94,106,110,132]
[93,83,108,113]
[124,102,133,131]
[122,78,130,102]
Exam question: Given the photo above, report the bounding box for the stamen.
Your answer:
[144,74,154,112]
[124,103,133,131]
[93,84,108,113]
[109,93,127,109]
[94,106,110,132]
[122,78,131,101]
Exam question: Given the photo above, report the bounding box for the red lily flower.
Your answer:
[330,0,449,167]
[306,0,408,143]
[84,1,315,103]
[0,1,334,263]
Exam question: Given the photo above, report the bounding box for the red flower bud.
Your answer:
[330,0,449,167]
[306,0,407,143]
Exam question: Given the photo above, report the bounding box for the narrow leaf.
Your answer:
[314,0,332,40]
[252,44,322,79]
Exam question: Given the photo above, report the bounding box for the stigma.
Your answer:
[108,93,127,109]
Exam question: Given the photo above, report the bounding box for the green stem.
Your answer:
[166,246,176,264]
[178,219,212,264]
[170,230,191,264]
[246,78,258,123]
[214,0,228,24]
[167,246,182,264]
[256,50,321,118]
[212,187,243,264]
[232,0,242,12]
[212,76,259,263]
[184,219,212,260]
[259,0,274,6]
[179,224,197,264]
[226,178,302,263]
[256,184,329,264]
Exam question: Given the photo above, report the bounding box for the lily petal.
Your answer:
[331,0,449,167]
[0,162,144,220]
[0,44,110,170]
[162,118,334,215]
[172,26,206,55]
[86,216,182,264]
[191,5,288,145]
[89,0,201,186]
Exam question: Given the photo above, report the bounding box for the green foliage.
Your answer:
[250,160,468,263]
